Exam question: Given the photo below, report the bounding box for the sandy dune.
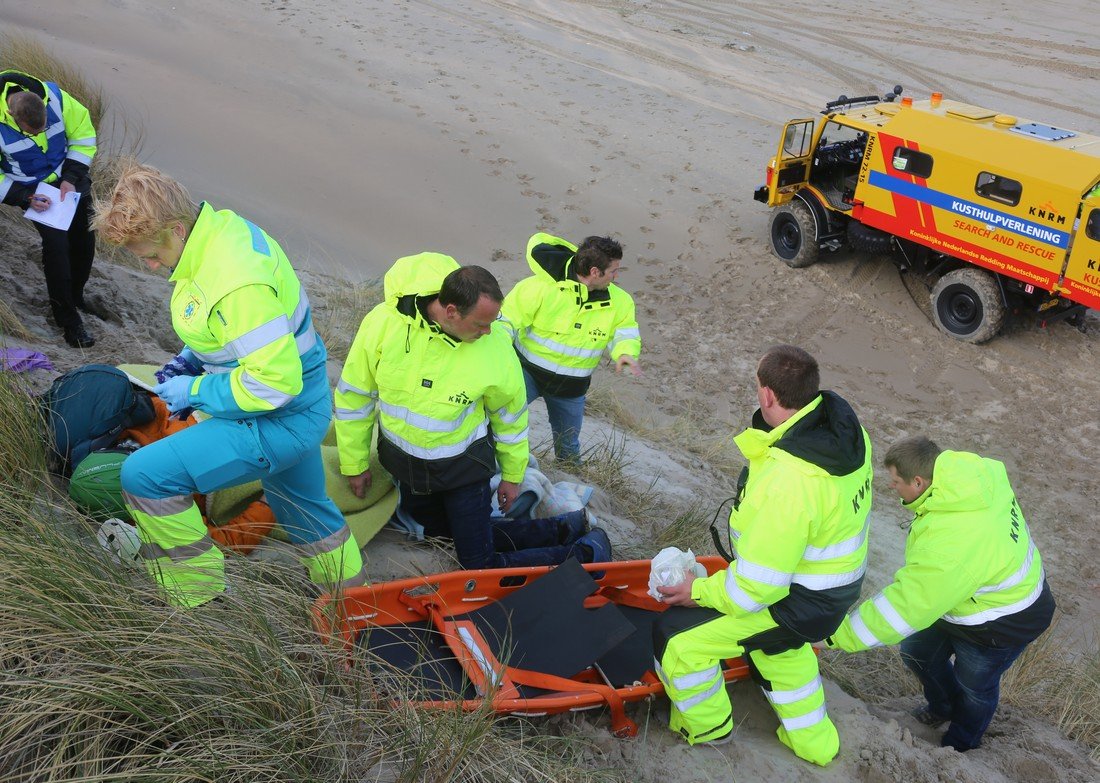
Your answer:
[2,1,1098,780]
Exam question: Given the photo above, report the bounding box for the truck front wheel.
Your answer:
[931,268,1006,343]
[769,201,819,268]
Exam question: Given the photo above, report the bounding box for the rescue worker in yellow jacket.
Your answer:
[1,70,97,347]
[501,233,641,463]
[93,163,365,608]
[825,436,1055,752]
[334,254,612,570]
[656,345,872,765]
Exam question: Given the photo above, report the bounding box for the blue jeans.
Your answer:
[900,625,1027,751]
[397,479,588,570]
[522,367,586,462]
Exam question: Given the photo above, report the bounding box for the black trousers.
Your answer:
[33,193,95,329]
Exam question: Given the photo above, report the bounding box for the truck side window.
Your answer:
[891,147,933,178]
[782,122,813,159]
[975,172,1022,206]
[1086,209,1100,241]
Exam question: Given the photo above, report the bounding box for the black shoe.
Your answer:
[911,705,949,727]
[63,323,96,348]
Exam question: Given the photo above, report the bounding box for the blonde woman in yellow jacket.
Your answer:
[94,163,365,608]
[826,436,1054,752]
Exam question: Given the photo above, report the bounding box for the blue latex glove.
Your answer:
[153,374,195,415]
[155,348,203,384]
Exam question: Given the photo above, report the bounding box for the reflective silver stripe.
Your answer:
[337,378,375,397]
[847,610,884,649]
[607,327,640,352]
[240,370,294,407]
[764,675,822,706]
[779,704,828,731]
[379,399,478,433]
[672,665,721,691]
[724,568,766,612]
[224,315,293,359]
[673,678,725,713]
[380,421,489,461]
[334,400,376,421]
[804,520,869,561]
[3,137,37,155]
[335,564,368,590]
[494,427,529,445]
[791,562,866,590]
[737,557,793,587]
[493,404,527,424]
[523,327,603,359]
[0,179,11,200]
[976,541,1035,595]
[872,593,914,637]
[139,536,216,562]
[69,135,97,146]
[296,525,351,558]
[66,149,92,165]
[290,292,310,331]
[204,364,235,375]
[123,490,194,517]
[516,341,594,377]
[943,570,1045,625]
[296,325,318,354]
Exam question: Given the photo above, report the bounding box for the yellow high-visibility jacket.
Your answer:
[335,253,529,492]
[501,232,640,397]
[694,393,873,640]
[830,451,1054,651]
[171,203,326,418]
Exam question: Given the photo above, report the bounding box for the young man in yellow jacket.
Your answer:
[334,254,612,570]
[501,233,641,464]
[825,435,1055,752]
[656,346,872,765]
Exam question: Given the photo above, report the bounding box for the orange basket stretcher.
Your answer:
[313,556,750,738]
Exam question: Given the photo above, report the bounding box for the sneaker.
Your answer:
[558,508,593,544]
[63,323,95,348]
[574,527,612,573]
[910,705,949,727]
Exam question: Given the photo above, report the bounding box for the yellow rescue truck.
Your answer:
[754,87,1100,342]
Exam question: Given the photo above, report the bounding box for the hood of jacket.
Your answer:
[0,70,47,127]
[752,390,867,477]
[383,252,460,313]
[909,450,1006,515]
[525,232,578,283]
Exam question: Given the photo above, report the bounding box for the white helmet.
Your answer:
[97,518,143,568]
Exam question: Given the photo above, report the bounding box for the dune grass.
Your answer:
[0,377,620,783]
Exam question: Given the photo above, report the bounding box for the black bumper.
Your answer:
[753,185,769,203]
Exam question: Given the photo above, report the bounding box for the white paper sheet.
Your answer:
[23,182,80,231]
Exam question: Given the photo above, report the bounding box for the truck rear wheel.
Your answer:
[931,268,1005,343]
[769,201,819,268]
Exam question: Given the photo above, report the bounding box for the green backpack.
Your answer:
[68,449,132,521]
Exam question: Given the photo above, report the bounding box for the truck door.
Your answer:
[765,119,815,207]
[1061,191,1100,311]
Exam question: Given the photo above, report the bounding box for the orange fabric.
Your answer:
[118,393,275,554]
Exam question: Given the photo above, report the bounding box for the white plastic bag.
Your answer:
[648,546,707,601]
